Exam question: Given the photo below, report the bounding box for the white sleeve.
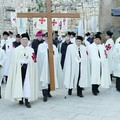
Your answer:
[0,50,6,67]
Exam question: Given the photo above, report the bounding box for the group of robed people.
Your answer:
[0,30,120,108]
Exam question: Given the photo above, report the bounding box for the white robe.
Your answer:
[5,45,38,101]
[8,37,15,42]
[1,39,13,76]
[84,36,90,46]
[115,37,120,45]
[63,44,90,89]
[105,38,114,74]
[71,37,76,44]
[88,43,111,88]
[37,42,58,89]
[0,48,6,86]
[112,43,120,77]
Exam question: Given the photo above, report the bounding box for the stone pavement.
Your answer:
[0,81,120,120]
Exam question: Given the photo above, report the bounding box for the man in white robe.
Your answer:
[37,33,58,102]
[112,42,120,92]
[105,31,114,80]
[8,31,15,42]
[84,32,90,46]
[70,32,76,44]
[63,36,90,97]
[88,34,111,96]
[5,33,38,108]
[1,31,13,83]
[0,48,6,98]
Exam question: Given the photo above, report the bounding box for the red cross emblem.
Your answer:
[34,22,37,28]
[39,18,46,24]
[86,51,88,56]
[105,44,111,51]
[52,19,57,26]
[59,21,62,30]
[32,53,36,63]
[104,50,108,58]
[63,18,66,25]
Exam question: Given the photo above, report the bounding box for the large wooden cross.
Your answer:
[17,0,80,91]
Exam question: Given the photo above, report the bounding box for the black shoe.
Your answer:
[19,100,24,105]
[48,92,52,98]
[42,89,48,102]
[0,95,1,99]
[25,99,31,108]
[19,98,24,105]
[68,89,72,95]
[93,92,98,96]
[43,96,47,102]
[77,94,84,97]
[82,88,85,90]
[116,89,120,92]
[25,102,31,108]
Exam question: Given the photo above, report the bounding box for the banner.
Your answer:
[17,18,27,34]
[11,12,17,27]
[11,12,28,34]
[33,18,68,34]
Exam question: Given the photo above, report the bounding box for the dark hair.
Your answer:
[3,31,9,36]
[76,36,83,41]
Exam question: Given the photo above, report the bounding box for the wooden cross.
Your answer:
[17,0,80,91]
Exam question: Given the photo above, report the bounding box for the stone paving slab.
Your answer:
[0,82,120,120]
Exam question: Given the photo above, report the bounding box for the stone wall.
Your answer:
[99,0,120,39]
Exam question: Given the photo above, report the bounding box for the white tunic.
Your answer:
[88,43,111,88]
[0,48,6,86]
[8,37,15,42]
[115,37,120,45]
[112,43,120,77]
[105,38,114,74]
[84,36,90,46]
[63,44,90,89]
[71,37,76,44]
[1,39,13,76]
[37,42,58,89]
[5,45,38,101]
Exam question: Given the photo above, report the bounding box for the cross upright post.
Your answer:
[17,0,80,91]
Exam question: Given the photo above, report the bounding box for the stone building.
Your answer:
[0,0,99,36]
[99,0,120,38]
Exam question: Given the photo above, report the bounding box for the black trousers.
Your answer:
[116,77,120,91]
[21,64,28,87]
[77,63,83,95]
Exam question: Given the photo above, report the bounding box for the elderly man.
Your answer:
[5,33,38,108]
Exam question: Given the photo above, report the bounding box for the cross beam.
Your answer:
[17,13,80,18]
[17,0,80,91]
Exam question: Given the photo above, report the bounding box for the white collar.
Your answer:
[20,45,28,49]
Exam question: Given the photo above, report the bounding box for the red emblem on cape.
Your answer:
[86,51,88,56]
[105,44,111,51]
[104,50,108,58]
[32,53,36,63]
